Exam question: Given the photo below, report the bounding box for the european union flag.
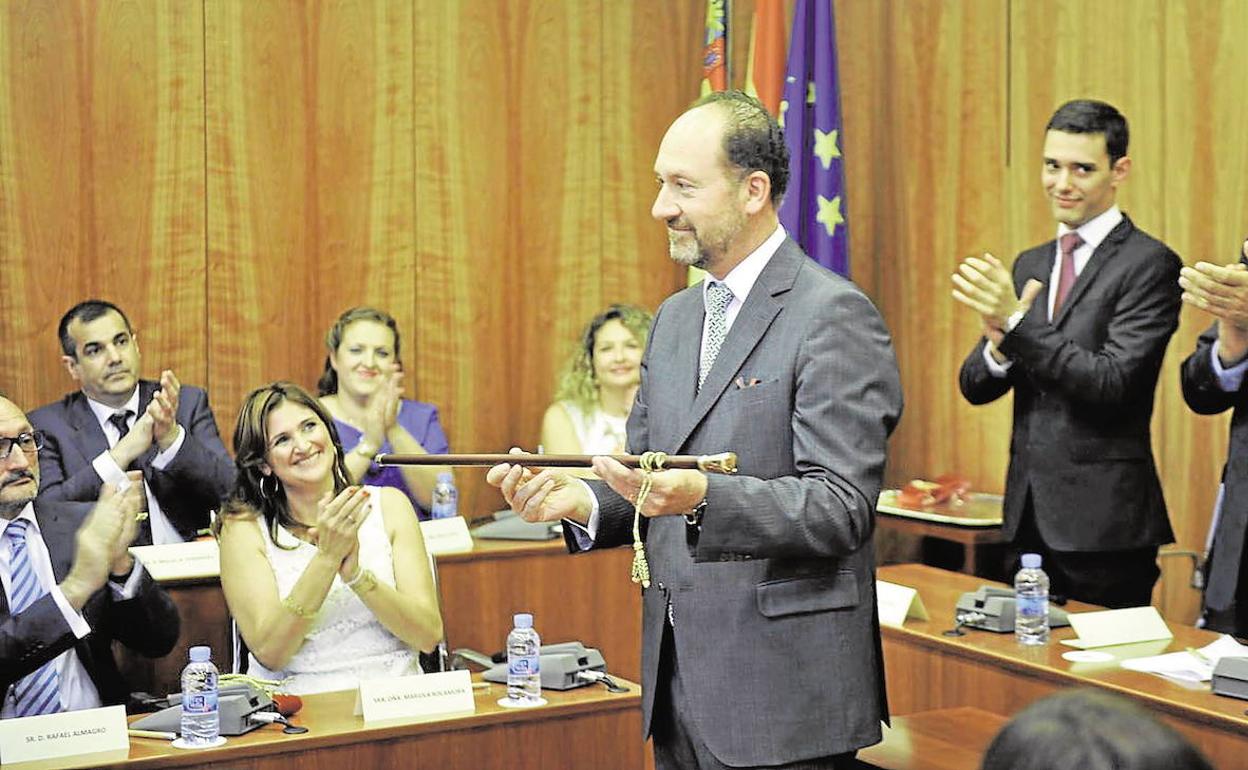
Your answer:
[778,0,849,277]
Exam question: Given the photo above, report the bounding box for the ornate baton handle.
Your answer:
[374,451,738,474]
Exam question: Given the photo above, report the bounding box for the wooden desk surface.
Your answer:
[858,707,1005,770]
[878,563,1248,767]
[18,676,641,770]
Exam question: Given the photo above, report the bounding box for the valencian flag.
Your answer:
[700,0,728,96]
[744,0,786,115]
[778,0,849,276]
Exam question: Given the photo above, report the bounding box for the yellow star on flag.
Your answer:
[813,129,840,170]
[778,99,789,129]
[816,195,844,237]
[806,81,817,104]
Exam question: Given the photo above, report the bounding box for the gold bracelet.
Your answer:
[348,568,377,594]
[281,595,319,618]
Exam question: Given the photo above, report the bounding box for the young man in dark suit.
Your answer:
[0,394,178,716]
[488,91,903,769]
[30,300,235,543]
[954,100,1182,608]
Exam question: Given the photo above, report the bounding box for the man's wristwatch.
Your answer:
[684,498,708,527]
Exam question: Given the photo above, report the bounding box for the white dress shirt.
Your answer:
[86,388,186,544]
[1,503,144,716]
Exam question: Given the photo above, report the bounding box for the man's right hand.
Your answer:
[59,483,130,610]
[486,457,592,525]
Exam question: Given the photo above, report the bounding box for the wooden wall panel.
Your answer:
[0,0,205,408]
[411,1,514,515]
[600,0,699,315]
[864,0,1011,494]
[205,0,415,448]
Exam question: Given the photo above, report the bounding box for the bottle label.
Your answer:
[509,655,539,676]
[183,691,218,714]
[1017,595,1046,619]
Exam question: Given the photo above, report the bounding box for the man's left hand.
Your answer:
[591,456,707,517]
[150,370,182,452]
[952,252,1021,331]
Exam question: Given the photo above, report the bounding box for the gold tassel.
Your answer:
[629,451,668,589]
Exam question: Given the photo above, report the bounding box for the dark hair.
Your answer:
[216,381,351,548]
[692,90,790,205]
[58,300,132,358]
[1046,99,1129,164]
[552,304,652,413]
[316,306,404,396]
[980,690,1212,770]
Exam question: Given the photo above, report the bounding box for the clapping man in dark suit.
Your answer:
[30,300,235,544]
[1178,238,1248,636]
[489,91,903,769]
[0,394,178,717]
[954,100,1182,608]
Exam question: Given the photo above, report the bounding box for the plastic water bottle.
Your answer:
[1014,553,1050,645]
[430,472,458,519]
[506,612,542,704]
[180,645,220,745]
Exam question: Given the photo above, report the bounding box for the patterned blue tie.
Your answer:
[699,281,735,391]
[6,519,63,716]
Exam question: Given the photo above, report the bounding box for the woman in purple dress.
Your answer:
[317,307,450,519]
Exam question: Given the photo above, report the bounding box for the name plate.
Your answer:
[129,540,220,582]
[419,516,474,555]
[1062,606,1173,649]
[354,670,475,724]
[876,580,929,627]
[0,705,128,765]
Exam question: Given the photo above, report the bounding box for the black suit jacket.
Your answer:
[30,381,236,540]
[569,240,904,766]
[1,500,179,709]
[960,215,1181,551]
[1180,255,1248,615]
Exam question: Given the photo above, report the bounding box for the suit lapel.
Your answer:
[34,503,81,584]
[669,242,797,453]
[1052,216,1134,327]
[66,392,110,460]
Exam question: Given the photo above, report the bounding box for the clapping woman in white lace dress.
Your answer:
[215,382,443,695]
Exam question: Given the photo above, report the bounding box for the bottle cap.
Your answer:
[189,645,211,663]
[1021,553,1042,569]
[437,472,454,483]
[514,612,533,629]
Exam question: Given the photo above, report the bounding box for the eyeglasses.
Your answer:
[0,432,44,461]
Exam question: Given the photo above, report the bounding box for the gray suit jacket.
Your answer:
[30,381,236,541]
[575,239,903,766]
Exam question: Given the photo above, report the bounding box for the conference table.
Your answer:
[119,532,642,699]
[16,675,641,770]
[878,563,1248,768]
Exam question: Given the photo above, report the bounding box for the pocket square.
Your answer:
[734,376,762,389]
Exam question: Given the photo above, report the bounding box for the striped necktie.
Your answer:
[699,281,735,390]
[6,518,64,716]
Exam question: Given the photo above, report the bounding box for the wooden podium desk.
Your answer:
[436,537,642,682]
[878,564,1248,768]
[122,534,643,697]
[19,676,641,770]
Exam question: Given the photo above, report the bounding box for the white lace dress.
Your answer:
[247,486,421,694]
[558,401,628,455]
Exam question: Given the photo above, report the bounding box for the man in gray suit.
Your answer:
[489,91,902,769]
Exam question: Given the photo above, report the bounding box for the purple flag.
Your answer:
[778,0,849,276]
